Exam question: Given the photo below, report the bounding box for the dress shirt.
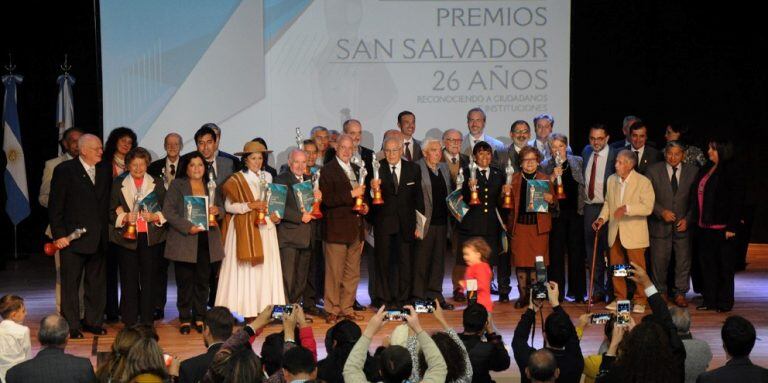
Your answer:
[665,163,681,183]
[444,151,460,164]
[618,172,632,214]
[585,145,609,204]
[632,146,645,162]
[165,157,179,181]
[388,161,402,182]
[79,156,96,184]
[337,157,358,186]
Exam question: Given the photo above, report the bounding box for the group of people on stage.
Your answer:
[39,106,745,339]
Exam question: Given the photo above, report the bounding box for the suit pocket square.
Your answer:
[406,182,415,185]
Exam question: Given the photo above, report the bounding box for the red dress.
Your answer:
[464,262,493,313]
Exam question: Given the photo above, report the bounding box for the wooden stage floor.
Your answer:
[2,245,768,382]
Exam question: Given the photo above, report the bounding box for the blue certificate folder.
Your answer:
[525,180,550,213]
[184,196,209,230]
[292,181,315,213]
[446,189,469,222]
[268,183,288,219]
[140,191,160,213]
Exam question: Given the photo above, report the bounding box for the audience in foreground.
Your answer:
[669,307,712,383]
[5,314,95,383]
[179,307,235,383]
[0,295,30,382]
[457,303,510,383]
[696,315,768,382]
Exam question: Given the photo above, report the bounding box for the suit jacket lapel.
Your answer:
[76,161,97,190]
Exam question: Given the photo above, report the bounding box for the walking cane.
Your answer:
[587,225,601,313]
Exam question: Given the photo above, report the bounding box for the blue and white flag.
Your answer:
[3,75,30,225]
[56,73,75,153]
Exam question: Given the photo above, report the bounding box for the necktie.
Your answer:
[480,169,487,181]
[405,142,412,161]
[588,153,598,200]
[451,157,457,164]
[87,167,96,185]
[392,165,399,191]
[208,162,217,180]
[634,150,640,163]
[671,166,679,195]
[170,164,176,177]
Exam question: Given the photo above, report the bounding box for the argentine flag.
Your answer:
[56,73,75,153]
[3,74,30,225]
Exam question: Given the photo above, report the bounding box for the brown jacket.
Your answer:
[506,172,554,235]
[319,158,366,244]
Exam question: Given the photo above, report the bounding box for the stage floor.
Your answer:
[2,245,767,382]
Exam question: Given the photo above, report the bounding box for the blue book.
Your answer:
[525,180,550,213]
[183,195,209,230]
[292,181,315,213]
[268,183,288,219]
[140,191,161,213]
[446,189,469,222]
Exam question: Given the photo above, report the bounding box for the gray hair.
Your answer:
[336,133,354,147]
[421,138,442,153]
[669,306,691,334]
[288,148,306,162]
[466,107,486,121]
[383,136,403,149]
[616,149,638,166]
[39,314,69,347]
[342,119,361,132]
[533,113,555,126]
[442,129,462,140]
[547,133,569,147]
[664,140,686,154]
[622,115,639,128]
[77,133,100,154]
[164,132,183,145]
[310,126,328,136]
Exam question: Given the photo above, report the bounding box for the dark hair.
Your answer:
[131,323,159,342]
[722,315,756,358]
[262,329,302,376]
[251,137,271,167]
[615,321,678,382]
[527,349,557,381]
[510,120,531,133]
[194,125,218,144]
[629,120,647,134]
[379,345,412,383]
[463,237,491,263]
[466,107,486,121]
[38,315,69,347]
[589,123,608,134]
[121,337,169,382]
[462,303,488,333]
[0,294,23,319]
[533,113,554,127]
[544,312,574,348]
[59,127,84,152]
[518,146,542,166]
[666,121,689,136]
[302,139,318,150]
[96,327,143,382]
[325,319,362,351]
[418,332,466,382]
[209,344,263,383]
[319,320,367,382]
[240,151,264,174]
[471,141,492,156]
[397,110,415,124]
[177,151,210,181]
[205,307,235,342]
[104,127,138,163]
[282,346,316,375]
[708,138,735,163]
[124,147,153,167]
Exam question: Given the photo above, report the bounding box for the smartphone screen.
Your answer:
[591,313,612,324]
[385,310,407,321]
[271,305,285,319]
[414,300,435,313]
[617,300,631,325]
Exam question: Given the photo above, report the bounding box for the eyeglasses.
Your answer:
[445,138,463,143]
[384,149,401,154]
[521,158,538,163]
[512,130,530,135]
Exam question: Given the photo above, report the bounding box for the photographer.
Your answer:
[512,282,584,383]
[595,262,685,383]
[458,303,510,383]
[343,306,447,383]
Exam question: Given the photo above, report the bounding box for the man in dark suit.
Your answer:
[319,134,369,323]
[193,124,237,307]
[581,124,617,304]
[458,141,510,300]
[413,139,453,309]
[146,132,183,320]
[397,110,423,162]
[609,115,640,151]
[275,150,319,306]
[179,307,234,383]
[49,134,111,337]
[458,304,510,382]
[628,121,661,174]
[647,141,699,307]
[496,120,532,172]
[6,315,96,383]
[697,316,768,382]
[369,137,424,307]
[441,128,470,301]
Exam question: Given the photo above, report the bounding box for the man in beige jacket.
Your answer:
[593,150,655,313]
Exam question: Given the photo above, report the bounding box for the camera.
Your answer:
[616,300,631,326]
[384,309,408,321]
[531,256,549,300]
[612,264,633,277]
[590,312,612,324]
[414,300,435,314]
[271,305,294,320]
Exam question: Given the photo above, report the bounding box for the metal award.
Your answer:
[310,169,323,219]
[371,160,383,205]
[554,151,567,200]
[455,167,465,191]
[44,228,87,256]
[502,158,515,208]
[468,157,480,206]
[352,159,367,212]
[207,172,218,227]
[123,194,140,240]
[256,171,268,225]
[528,181,536,211]
[295,127,303,148]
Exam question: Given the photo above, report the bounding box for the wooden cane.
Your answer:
[587,226,601,313]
